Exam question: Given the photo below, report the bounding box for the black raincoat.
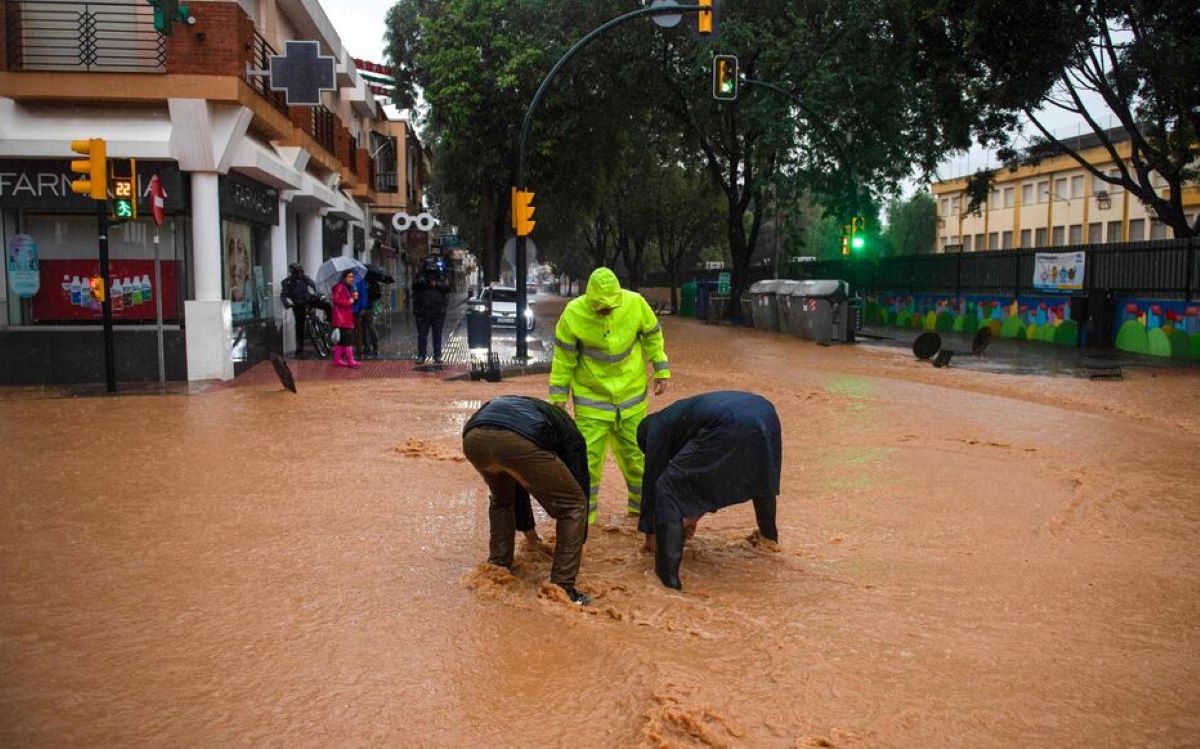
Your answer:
[636,391,781,533]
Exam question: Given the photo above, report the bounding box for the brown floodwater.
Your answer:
[2,300,1199,747]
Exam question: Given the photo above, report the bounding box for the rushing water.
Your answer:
[2,305,1199,746]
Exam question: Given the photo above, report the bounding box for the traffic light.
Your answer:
[69,138,107,200]
[698,0,713,34]
[841,234,850,256]
[850,216,866,251]
[511,187,536,237]
[110,159,138,221]
[89,275,106,303]
[712,55,737,101]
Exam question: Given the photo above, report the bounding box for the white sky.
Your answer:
[324,0,393,63]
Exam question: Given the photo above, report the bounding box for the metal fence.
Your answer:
[245,29,288,116]
[668,239,1199,301]
[5,0,166,72]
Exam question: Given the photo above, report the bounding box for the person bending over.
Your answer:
[637,391,782,590]
[462,396,592,605]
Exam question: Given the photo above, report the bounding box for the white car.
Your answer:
[481,286,536,331]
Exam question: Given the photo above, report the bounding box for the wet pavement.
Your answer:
[3,300,1199,746]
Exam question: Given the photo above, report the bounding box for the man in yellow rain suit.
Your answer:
[549,267,671,524]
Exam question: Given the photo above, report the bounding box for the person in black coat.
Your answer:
[412,264,450,362]
[463,396,592,605]
[637,391,782,590]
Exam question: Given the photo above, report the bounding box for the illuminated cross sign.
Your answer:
[269,40,337,107]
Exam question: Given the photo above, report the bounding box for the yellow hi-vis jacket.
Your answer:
[549,268,670,421]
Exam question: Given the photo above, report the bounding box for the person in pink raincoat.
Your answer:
[330,270,361,369]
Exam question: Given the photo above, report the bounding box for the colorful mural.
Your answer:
[863,292,1200,360]
[1113,300,1200,359]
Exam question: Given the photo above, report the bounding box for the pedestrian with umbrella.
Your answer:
[330,269,362,369]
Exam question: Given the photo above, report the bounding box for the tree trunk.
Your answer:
[481,184,497,284]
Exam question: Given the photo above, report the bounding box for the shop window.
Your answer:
[1001,230,1013,249]
[1128,219,1145,241]
[1020,229,1032,248]
[1107,221,1123,243]
[4,214,185,326]
[1087,223,1102,243]
[221,219,272,324]
[1068,225,1082,244]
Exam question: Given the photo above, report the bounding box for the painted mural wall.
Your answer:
[863,292,1200,360]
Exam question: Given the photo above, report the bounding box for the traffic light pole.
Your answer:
[97,201,116,393]
[515,3,705,359]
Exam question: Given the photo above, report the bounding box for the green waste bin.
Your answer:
[680,281,697,317]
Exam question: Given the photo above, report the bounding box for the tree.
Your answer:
[651,165,722,310]
[884,193,937,255]
[928,0,1200,237]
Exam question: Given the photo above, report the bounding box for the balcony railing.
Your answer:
[376,172,399,194]
[310,104,336,155]
[245,29,288,116]
[5,0,166,72]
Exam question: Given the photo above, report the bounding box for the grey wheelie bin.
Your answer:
[748,280,785,332]
[786,280,859,344]
[773,280,803,335]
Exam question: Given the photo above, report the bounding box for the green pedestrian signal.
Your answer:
[712,55,738,101]
[114,199,134,219]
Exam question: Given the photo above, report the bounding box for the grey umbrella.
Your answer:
[315,257,367,293]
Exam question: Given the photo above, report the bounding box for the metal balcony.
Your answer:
[5,0,166,72]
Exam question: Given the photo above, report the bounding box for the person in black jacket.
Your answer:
[637,391,782,590]
[462,396,592,605]
[412,263,450,362]
[280,263,330,357]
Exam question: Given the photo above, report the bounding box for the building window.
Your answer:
[941,236,948,250]
[1001,230,1013,249]
[1037,181,1050,203]
[988,190,1000,210]
[1052,226,1065,245]
[1023,183,1034,206]
[1003,187,1014,208]
[1108,169,1124,192]
[1020,229,1032,248]
[1149,219,1169,240]
[962,235,972,251]
[988,231,999,250]
[950,197,959,216]
[940,198,949,217]
[1107,221,1123,243]
[1071,175,1084,199]
[950,234,959,245]
[1054,178,1068,201]
[1069,224,1082,244]
[1092,172,1107,194]
[1128,219,1145,241]
[975,233,985,250]
[1035,227,1048,247]
[1087,222,1102,243]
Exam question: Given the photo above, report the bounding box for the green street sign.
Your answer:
[717,271,730,295]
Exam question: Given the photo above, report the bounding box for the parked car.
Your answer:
[480,286,536,331]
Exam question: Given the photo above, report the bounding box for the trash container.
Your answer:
[773,280,803,334]
[696,280,718,321]
[707,295,729,325]
[785,279,858,344]
[466,298,492,352]
[748,280,785,331]
[680,281,698,318]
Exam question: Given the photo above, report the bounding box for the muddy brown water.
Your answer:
[2,301,1199,747]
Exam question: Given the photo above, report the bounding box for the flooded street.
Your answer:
[3,305,1199,747]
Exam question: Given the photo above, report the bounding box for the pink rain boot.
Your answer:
[332,346,350,367]
[345,347,362,369]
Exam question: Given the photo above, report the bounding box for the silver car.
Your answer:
[481,286,536,331]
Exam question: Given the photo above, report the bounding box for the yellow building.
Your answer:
[931,128,1199,253]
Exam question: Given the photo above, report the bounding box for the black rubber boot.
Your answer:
[654,521,685,590]
[752,496,779,542]
[558,584,591,606]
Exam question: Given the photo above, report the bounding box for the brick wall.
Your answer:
[165,1,254,77]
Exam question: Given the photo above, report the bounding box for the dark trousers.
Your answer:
[291,305,307,352]
[462,427,588,587]
[416,313,445,359]
[355,310,378,353]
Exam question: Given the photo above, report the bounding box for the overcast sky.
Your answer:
[325,0,393,63]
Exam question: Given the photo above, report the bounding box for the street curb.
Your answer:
[445,361,553,382]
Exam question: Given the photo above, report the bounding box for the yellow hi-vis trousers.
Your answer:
[577,412,645,524]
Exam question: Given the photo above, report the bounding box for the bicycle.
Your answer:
[302,296,333,359]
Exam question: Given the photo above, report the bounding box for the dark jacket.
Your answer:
[353,277,370,315]
[280,273,319,307]
[412,272,450,319]
[636,391,782,532]
[463,395,591,498]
